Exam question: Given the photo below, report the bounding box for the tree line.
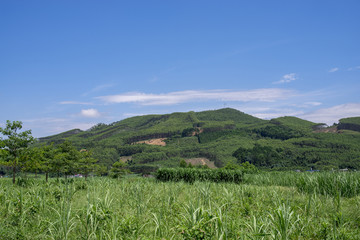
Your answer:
[0,120,103,184]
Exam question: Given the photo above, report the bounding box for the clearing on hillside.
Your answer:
[136,138,167,146]
[185,158,217,168]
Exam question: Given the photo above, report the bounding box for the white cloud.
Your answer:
[80,109,101,118]
[97,88,295,106]
[22,118,96,137]
[329,67,339,73]
[60,101,93,105]
[253,111,305,120]
[305,102,322,106]
[273,73,297,84]
[300,103,360,125]
[347,66,360,71]
[238,105,305,120]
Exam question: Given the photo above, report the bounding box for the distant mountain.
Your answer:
[39,108,265,144]
[37,108,360,172]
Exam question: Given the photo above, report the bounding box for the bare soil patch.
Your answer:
[136,138,167,146]
[185,158,217,169]
[120,156,132,163]
[314,126,338,133]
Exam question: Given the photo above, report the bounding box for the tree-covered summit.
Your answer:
[29,108,360,172]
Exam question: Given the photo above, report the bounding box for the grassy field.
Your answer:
[1,172,360,239]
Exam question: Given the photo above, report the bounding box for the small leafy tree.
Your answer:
[36,144,56,182]
[52,141,79,179]
[22,147,39,177]
[77,150,99,179]
[223,160,240,170]
[0,120,34,184]
[94,164,108,176]
[179,159,187,168]
[110,161,130,178]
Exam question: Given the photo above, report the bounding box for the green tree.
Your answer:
[223,160,240,170]
[21,147,39,177]
[110,161,130,178]
[78,150,99,179]
[0,120,34,184]
[179,159,187,168]
[233,144,280,167]
[36,144,56,182]
[52,141,79,179]
[94,164,108,176]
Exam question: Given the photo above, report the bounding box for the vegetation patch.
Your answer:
[184,158,216,169]
[155,168,244,184]
[135,138,167,146]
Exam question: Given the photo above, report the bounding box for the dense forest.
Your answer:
[1,108,360,177]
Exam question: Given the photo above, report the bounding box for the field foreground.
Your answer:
[0,172,360,239]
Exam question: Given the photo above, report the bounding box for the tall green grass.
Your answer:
[296,172,360,198]
[155,168,244,183]
[245,171,360,198]
[0,173,360,239]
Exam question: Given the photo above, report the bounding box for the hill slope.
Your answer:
[38,108,360,172]
[338,117,360,132]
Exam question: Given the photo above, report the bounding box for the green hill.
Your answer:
[338,117,360,132]
[270,116,317,131]
[37,108,360,172]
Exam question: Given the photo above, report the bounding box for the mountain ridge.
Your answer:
[37,108,360,172]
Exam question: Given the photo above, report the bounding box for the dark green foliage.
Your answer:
[77,150,99,179]
[91,147,118,167]
[182,128,197,137]
[338,117,360,132]
[132,152,168,164]
[155,168,243,184]
[117,145,146,156]
[109,161,130,178]
[198,129,246,143]
[255,125,304,140]
[179,159,187,168]
[125,132,176,144]
[233,144,280,167]
[51,141,80,177]
[128,165,158,175]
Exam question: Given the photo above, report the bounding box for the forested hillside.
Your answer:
[36,108,360,172]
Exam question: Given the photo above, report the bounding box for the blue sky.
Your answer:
[1,0,360,137]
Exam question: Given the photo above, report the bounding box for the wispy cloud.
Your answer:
[80,109,101,118]
[305,102,322,106]
[253,110,305,120]
[82,84,115,96]
[273,73,297,84]
[300,103,360,125]
[97,88,295,106]
[22,118,96,137]
[347,66,360,71]
[60,101,93,105]
[329,67,339,73]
